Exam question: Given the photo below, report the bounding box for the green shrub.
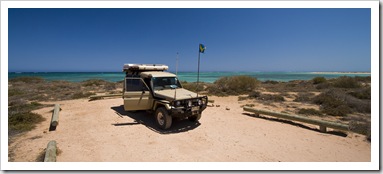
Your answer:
[332,76,361,88]
[208,76,259,96]
[298,108,322,116]
[312,77,327,84]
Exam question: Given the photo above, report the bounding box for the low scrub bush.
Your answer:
[262,80,280,84]
[9,76,45,83]
[258,94,285,102]
[313,91,352,116]
[8,89,24,96]
[82,79,107,87]
[9,112,45,132]
[332,76,361,88]
[9,102,46,135]
[72,91,96,99]
[348,87,371,100]
[298,108,322,116]
[293,92,315,102]
[315,82,330,90]
[248,91,261,98]
[312,77,326,84]
[208,76,259,96]
[182,82,205,93]
[349,121,370,136]
[354,76,371,83]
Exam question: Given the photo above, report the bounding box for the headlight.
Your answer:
[187,100,192,107]
[198,99,202,105]
[175,101,181,106]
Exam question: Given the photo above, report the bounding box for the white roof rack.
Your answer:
[123,64,168,72]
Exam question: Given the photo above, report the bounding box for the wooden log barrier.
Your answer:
[44,140,57,162]
[243,106,350,133]
[50,104,60,127]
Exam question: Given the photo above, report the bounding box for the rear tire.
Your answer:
[188,114,201,122]
[155,107,172,130]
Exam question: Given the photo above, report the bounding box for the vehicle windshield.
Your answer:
[152,77,182,90]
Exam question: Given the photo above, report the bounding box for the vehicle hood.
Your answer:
[154,88,200,100]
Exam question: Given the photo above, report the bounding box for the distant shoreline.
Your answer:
[310,72,371,74]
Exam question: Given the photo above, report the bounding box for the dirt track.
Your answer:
[9,96,370,162]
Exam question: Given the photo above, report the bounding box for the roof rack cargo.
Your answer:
[123,64,169,72]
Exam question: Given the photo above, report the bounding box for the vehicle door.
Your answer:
[123,77,152,111]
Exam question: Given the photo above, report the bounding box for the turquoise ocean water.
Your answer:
[8,72,371,83]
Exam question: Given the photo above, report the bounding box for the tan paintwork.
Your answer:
[154,88,199,101]
[123,91,153,111]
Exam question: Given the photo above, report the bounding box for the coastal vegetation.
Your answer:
[8,75,371,140]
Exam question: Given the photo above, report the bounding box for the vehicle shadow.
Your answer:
[111,105,200,134]
[242,113,348,137]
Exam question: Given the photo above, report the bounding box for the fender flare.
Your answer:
[153,100,171,111]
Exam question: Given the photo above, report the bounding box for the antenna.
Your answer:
[174,52,179,100]
[176,52,179,76]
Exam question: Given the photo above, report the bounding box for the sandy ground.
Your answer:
[9,96,370,162]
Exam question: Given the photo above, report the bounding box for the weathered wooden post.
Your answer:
[44,140,57,162]
[243,106,350,133]
[50,104,60,127]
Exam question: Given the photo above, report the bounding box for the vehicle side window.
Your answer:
[125,78,149,91]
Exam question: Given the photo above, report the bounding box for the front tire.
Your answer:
[188,114,201,122]
[155,107,172,130]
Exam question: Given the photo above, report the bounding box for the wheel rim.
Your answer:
[157,112,165,126]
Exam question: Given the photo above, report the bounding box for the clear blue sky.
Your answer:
[8,8,371,72]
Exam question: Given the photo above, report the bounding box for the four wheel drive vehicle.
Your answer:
[122,64,208,130]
